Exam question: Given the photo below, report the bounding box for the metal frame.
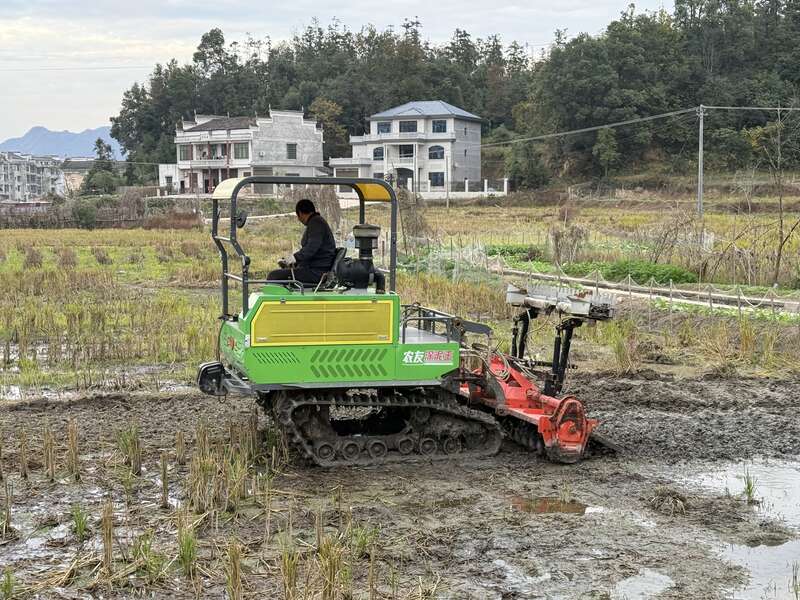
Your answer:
[211,176,399,318]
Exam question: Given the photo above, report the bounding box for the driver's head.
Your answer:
[295,199,316,224]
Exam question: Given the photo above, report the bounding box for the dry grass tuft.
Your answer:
[177,510,197,578]
[175,430,186,466]
[18,430,28,480]
[66,419,80,482]
[160,451,169,509]
[1,481,13,540]
[225,538,243,600]
[116,424,142,476]
[101,500,114,575]
[91,246,113,265]
[280,537,301,600]
[43,422,56,482]
[649,486,688,515]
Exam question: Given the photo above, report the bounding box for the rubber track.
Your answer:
[270,389,503,467]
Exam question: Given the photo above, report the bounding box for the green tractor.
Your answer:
[198,176,613,466]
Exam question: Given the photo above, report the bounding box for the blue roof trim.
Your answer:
[370,101,482,122]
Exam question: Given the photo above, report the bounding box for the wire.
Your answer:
[475,107,699,149]
[0,65,151,72]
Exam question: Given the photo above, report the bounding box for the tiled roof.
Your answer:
[370,101,481,122]
[185,116,257,132]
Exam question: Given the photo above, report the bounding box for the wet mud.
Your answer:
[0,373,798,598]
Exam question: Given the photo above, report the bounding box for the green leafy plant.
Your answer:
[177,513,197,578]
[1,568,13,600]
[742,467,759,505]
[71,504,89,542]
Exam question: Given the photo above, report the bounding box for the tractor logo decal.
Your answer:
[226,337,236,350]
[402,350,453,365]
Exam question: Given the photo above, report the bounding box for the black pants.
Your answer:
[266,267,324,285]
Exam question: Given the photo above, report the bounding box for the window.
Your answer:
[220,144,227,157]
[464,149,468,157]
[285,173,299,176]
[286,143,297,160]
[376,122,391,134]
[399,121,418,133]
[428,145,444,160]
[234,143,249,159]
[178,145,192,160]
[373,172,384,180]
[165,176,173,188]
[373,147,384,161]
[429,172,444,187]
[464,127,468,136]
[432,120,447,133]
[399,145,414,159]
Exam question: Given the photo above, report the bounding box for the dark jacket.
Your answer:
[293,212,336,273]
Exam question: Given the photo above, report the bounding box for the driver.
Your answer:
[267,199,336,285]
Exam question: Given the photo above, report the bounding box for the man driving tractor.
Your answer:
[267,199,337,285]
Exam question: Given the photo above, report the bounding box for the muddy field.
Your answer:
[1,373,799,599]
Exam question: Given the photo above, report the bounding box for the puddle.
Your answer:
[612,568,674,599]
[692,459,800,600]
[510,495,588,514]
[694,459,800,526]
[721,538,800,599]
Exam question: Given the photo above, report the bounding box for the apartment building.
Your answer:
[329,101,482,191]
[162,110,324,193]
[0,152,65,202]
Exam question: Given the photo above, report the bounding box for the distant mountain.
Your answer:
[0,126,122,158]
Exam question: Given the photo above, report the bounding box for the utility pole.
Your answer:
[696,104,705,217]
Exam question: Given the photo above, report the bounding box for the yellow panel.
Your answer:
[353,182,392,202]
[212,177,246,199]
[251,300,394,346]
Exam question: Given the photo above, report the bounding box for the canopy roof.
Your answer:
[212,176,393,203]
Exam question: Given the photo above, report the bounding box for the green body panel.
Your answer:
[219,284,459,386]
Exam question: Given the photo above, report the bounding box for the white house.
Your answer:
[161,109,324,194]
[0,153,65,202]
[329,101,482,192]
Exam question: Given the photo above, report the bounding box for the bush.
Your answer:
[563,259,697,285]
[71,200,97,229]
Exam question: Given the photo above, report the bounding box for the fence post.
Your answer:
[503,178,509,195]
[484,179,488,193]
[465,179,469,193]
[627,275,632,301]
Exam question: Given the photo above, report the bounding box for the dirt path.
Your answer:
[0,374,797,599]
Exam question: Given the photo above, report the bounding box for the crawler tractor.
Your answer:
[198,176,614,466]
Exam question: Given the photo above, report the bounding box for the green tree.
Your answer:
[81,139,120,195]
[593,128,620,176]
[309,97,349,160]
[506,142,550,189]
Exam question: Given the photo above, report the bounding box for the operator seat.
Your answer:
[313,247,347,290]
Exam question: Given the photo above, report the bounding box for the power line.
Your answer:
[476,107,698,149]
[0,65,151,72]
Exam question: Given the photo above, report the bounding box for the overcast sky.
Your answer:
[0,0,670,142]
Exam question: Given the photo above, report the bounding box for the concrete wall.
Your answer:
[251,110,323,176]
[450,120,482,183]
[158,164,180,191]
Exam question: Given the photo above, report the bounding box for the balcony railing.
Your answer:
[350,131,456,144]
